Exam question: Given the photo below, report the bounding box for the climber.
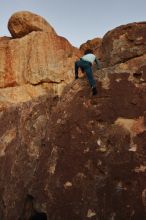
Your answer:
[74,49,100,95]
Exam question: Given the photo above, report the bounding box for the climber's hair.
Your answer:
[84,49,93,55]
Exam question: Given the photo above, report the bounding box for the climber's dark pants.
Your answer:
[75,59,96,88]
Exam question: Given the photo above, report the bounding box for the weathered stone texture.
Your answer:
[0,95,55,219]
[97,53,146,89]
[1,65,146,219]
[0,30,81,96]
[41,68,146,220]
[102,22,146,66]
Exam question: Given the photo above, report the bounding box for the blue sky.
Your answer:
[0,0,146,47]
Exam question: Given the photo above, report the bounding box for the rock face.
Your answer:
[0,11,81,97]
[0,95,57,220]
[43,70,146,220]
[8,11,56,38]
[0,32,79,91]
[97,53,146,89]
[0,13,146,220]
[1,66,146,219]
[102,22,146,66]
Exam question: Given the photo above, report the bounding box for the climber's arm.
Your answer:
[95,58,100,70]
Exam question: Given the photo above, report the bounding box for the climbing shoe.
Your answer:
[92,87,97,95]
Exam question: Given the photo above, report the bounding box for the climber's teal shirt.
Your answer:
[81,53,100,69]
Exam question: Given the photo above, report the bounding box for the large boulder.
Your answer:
[8,11,56,38]
[102,22,146,66]
[30,66,146,220]
[0,56,146,219]
[0,31,81,95]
